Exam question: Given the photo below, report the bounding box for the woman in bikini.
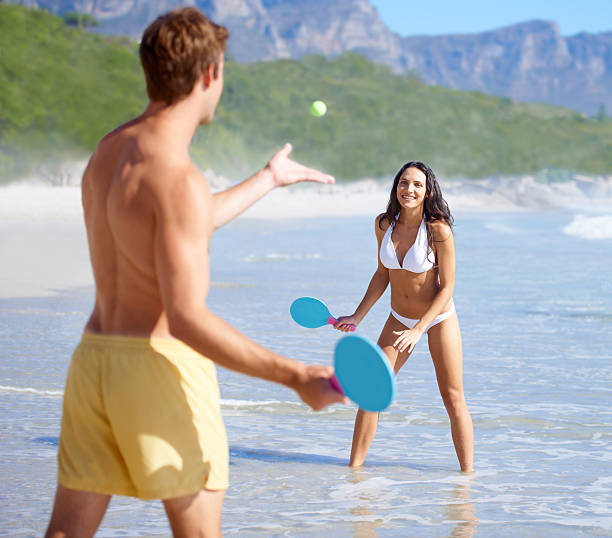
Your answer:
[335,161,474,472]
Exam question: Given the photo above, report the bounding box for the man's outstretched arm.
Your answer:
[154,167,345,410]
[211,143,334,229]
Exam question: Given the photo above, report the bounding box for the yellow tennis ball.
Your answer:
[310,100,327,117]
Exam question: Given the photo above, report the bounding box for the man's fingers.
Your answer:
[280,142,292,157]
[307,168,334,183]
[296,170,334,184]
[329,387,349,405]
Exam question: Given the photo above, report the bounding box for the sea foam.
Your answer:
[0,385,63,397]
[0,387,297,410]
[562,214,612,240]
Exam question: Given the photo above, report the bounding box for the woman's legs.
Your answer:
[427,313,474,472]
[348,408,380,467]
[349,314,409,467]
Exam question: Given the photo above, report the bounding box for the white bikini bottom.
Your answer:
[390,300,455,332]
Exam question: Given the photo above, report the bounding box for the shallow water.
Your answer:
[1,211,611,536]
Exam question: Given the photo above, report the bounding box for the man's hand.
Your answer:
[266,143,334,187]
[211,143,334,228]
[293,365,348,411]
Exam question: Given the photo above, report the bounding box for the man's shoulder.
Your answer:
[144,160,211,216]
[96,118,137,150]
[147,159,208,191]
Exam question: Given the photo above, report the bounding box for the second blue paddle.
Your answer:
[333,334,396,412]
[290,296,356,331]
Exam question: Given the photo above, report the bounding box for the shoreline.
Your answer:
[1,173,611,299]
[3,168,612,218]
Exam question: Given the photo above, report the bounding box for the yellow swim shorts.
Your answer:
[58,333,228,500]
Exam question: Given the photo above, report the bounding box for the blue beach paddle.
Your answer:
[332,334,396,412]
[290,297,356,331]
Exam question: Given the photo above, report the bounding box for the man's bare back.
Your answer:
[83,114,212,339]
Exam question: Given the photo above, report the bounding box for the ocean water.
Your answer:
[1,190,611,536]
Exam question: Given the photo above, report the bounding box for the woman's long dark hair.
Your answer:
[379,161,453,248]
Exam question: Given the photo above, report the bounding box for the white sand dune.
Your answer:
[0,183,90,298]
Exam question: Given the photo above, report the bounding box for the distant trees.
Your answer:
[2,4,612,182]
[63,11,99,29]
[597,103,607,121]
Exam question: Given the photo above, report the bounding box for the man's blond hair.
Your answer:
[139,7,229,105]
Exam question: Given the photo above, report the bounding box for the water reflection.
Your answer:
[444,482,478,537]
[348,468,384,537]
[344,468,478,537]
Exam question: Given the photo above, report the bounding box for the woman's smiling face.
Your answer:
[396,166,427,209]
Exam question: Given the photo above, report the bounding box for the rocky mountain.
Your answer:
[399,20,612,117]
[9,0,612,115]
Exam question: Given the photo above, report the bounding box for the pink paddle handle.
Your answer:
[329,374,345,395]
[327,316,356,332]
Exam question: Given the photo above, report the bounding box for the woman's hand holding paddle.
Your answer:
[334,315,361,333]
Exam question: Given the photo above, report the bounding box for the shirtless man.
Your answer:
[45,8,345,538]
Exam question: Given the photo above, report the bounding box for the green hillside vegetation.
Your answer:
[1,4,611,183]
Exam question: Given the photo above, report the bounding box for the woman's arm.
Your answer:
[335,215,390,331]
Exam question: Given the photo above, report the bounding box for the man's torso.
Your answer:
[82,118,212,337]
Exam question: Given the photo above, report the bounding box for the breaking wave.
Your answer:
[562,214,612,240]
[2,166,611,220]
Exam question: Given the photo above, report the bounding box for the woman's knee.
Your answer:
[440,388,467,417]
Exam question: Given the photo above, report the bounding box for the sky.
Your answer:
[369,0,612,36]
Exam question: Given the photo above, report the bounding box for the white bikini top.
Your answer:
[379,217,435,273]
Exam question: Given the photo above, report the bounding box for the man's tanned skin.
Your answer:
[45,30,346,538]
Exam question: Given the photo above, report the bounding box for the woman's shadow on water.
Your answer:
[230,445,351,466]
[229,445,435,470]
[34,438,429,470]
[35,436,60,446]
